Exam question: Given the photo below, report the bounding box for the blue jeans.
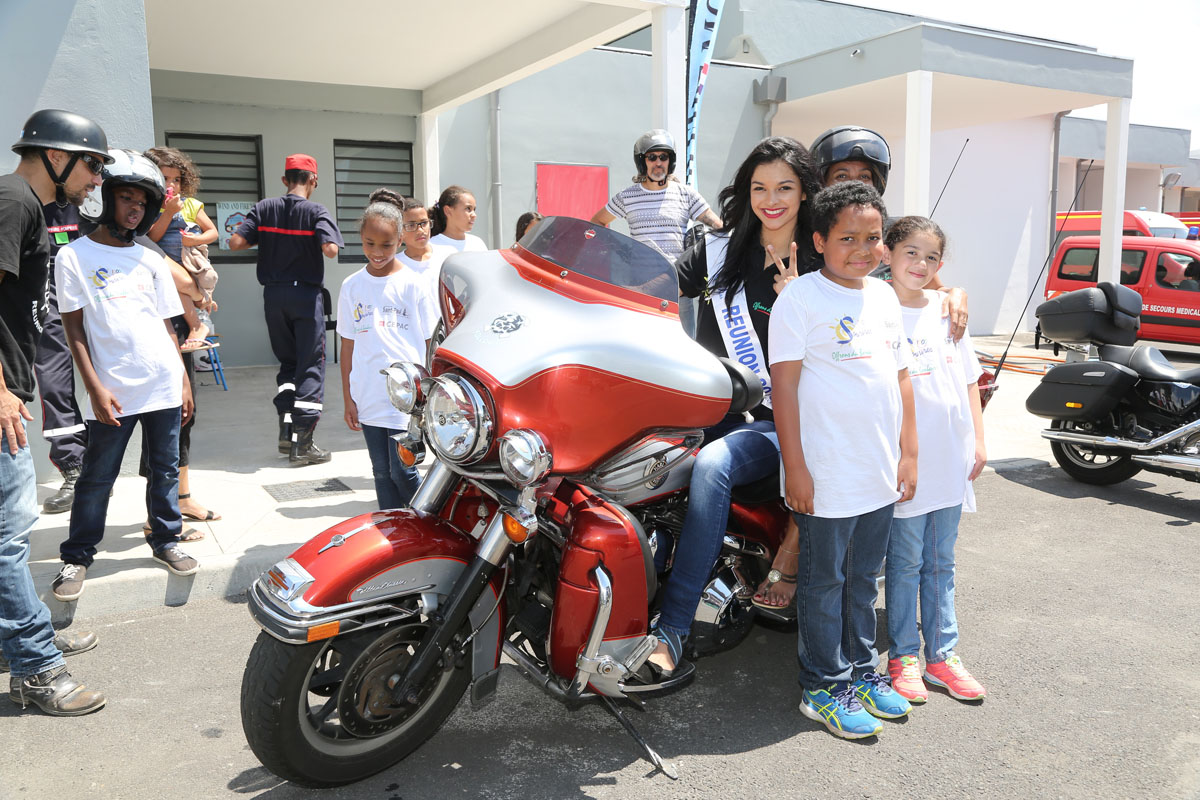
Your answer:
[794,504,894,688]
[60,407,182,567]
[0,424,64,679]
[885,504,963,663]
[362,424,421,511]
[657,419,780,636]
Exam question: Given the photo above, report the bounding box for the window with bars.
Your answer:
[163,132,264,262]
[333,140,414,262]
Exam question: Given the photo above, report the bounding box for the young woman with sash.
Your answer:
[648,137,823,675]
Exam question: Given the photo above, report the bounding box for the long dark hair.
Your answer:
[429,185,472,237]
[707,137,822,302]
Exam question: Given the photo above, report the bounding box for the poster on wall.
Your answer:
[535,164,609,221]
[217,202,255,249]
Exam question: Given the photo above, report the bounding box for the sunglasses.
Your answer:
[644,152,671,163]
[79,153,105,175]
[402,220,431,232]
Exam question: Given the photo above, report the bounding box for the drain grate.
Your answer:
[262,478,353,502]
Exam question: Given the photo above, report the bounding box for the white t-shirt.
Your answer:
[769,272,910,518]
[429,232,486,253]
[336,265,439,429]
[604,181,710,261]
[398,246,451,308]
[895,292,984,518]
[55,237,185,419]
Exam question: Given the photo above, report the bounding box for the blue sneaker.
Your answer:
[853,671,912,719]
[800,684,883,739]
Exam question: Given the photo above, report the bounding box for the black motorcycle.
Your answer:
[1027,282,1200,485]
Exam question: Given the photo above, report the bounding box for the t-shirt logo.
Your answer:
[831,315,856,343]
[91,267,119,289]
[353,302,366,322]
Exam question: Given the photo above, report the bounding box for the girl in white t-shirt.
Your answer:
[428,185,487,252]
[883,216,988,704]
[337,190,439,510]
[397,196,449,307]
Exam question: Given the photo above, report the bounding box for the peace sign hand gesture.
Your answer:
[769,242,800,295]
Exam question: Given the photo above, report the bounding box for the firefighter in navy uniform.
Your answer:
[230,154,343,464]
[35,199,87,512]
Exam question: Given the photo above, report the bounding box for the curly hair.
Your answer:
[884,215,946,256]
[144,146,200,197]
[809,181,887,239]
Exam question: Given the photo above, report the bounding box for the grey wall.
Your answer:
[1060,116,1191,167]
[151,97,420,368]
[0,0,155,172]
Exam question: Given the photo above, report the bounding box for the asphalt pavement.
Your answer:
[4,463,1198,799]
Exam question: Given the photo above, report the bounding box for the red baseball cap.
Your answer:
[284,154,318,175]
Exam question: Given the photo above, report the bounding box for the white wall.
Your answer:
[152,100,418,368]
[887,116,1056,336]
[0,0,154,172]
[1124,168,1163,212]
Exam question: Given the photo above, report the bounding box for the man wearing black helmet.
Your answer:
[591,130,722,334]
[811,126,968,339]
[0,109,107,716]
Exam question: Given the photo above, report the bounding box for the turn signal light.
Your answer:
[306,621,341,642]
[1065,402,1083,408]
[396,444,418,467]
[502,513,533,544]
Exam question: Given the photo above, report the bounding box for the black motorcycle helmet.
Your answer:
[633,129,676,183]
[811,126,891,195]
[11,109,112,207]
[81,149,166,242]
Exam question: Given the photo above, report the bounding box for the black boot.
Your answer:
[42,467,80,514]
[9,665,105,716]
[278,414,293,455]
[290,426,331,466]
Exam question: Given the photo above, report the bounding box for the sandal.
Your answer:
[645,626,688,679]
[180,339,211,352]
[751,569,796,610]
[143,524,205,543]
[179,493,221,521]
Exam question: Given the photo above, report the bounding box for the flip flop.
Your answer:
[143,524,205,543]
[179,493,221,521]
[751,571,796,610]
[180,339,212,352]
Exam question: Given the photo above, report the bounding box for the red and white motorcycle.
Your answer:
[240,217,790,786]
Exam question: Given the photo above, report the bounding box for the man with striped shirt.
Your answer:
[230,154,344,464]
[591,130,721,335]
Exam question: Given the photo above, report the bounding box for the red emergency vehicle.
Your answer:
[1044,235,1200,345]
[1053,209,1188,251]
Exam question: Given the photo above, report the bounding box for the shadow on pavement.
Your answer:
[994,464,1198,527]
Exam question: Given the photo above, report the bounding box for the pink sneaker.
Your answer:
[924,654,986,700]
[887,656,928,703]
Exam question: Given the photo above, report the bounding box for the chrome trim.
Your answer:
[248,581,422,643]
[263,557,314,601]
[476,513,513,566]
[1130,453,1200,474]
[410,460,458,513]
[581,431,703,493]
[316,520,378,555]
[502,641,591,700]
[722,535,768,560]
[568,567,613,698]
[1040,417,1200,452]
[382,361,429,413]
[499,429,553,487]
[424,373,495,465]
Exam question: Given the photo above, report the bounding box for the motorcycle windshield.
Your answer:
[518,216,679,305]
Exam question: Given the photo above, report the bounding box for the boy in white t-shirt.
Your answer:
[882,217,988,704]
[338,193,438,509]
[769,181,917,740]
[51,152,199,603]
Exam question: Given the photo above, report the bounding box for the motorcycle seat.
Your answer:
[1098,345,1200,385]
[718,357,765,415]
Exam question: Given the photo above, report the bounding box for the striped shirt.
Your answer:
[605,181,710,261]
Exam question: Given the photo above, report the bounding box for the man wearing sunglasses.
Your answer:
[0,109,110,716]
[591,129,721,336]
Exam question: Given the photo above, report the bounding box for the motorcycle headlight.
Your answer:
[382,362,428,414]
[499,429,552,487]
[424,374,493,464]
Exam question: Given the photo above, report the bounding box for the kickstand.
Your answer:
[599,695,679,780]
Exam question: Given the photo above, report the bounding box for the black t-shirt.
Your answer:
[0,174,50,402]
[236,194,344,286]
[678,236,818,423]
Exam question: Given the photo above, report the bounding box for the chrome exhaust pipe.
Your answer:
[1040,417,1200,452]
[1130,453,1200,474]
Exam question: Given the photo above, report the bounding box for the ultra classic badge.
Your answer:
[489,313,524,335]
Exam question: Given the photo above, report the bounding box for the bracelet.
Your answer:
[779,547,799,555]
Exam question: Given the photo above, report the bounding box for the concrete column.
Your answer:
[1098,97,1130,286]
[651,4,687,155]
[416,111,440,205]
[903,70,933,216]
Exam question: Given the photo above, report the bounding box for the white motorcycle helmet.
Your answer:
[80,148,166,241]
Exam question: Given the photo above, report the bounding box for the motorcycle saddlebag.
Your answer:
[1036,283,1141,346]
[1025,361,1138,420]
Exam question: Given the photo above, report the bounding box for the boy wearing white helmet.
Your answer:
[51,149,201,605]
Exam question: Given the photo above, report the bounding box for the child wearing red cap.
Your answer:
[230,154,345,464]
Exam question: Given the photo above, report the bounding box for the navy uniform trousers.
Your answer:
[264,283,325,432]
[34,272,87,472]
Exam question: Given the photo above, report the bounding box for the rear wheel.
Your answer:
[240,615,471,787]
[1049,420,1143,485]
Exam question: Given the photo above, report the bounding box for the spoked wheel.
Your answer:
[1049,420,1143,486]
[240,616,471,787]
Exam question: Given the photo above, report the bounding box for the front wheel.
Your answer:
[240,616,472,787]
[1049,420,1143,486]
